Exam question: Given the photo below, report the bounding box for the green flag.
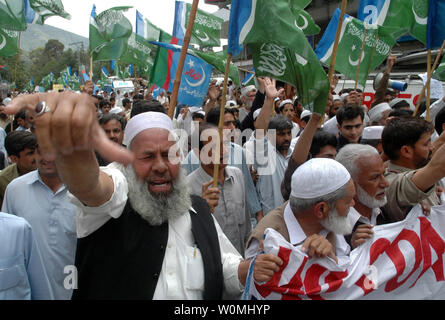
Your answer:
[433,55,445,81]
[0,27,19,57]
[120,32,154,67]
[29,0,70,24]
[40,72,55,90]
[89,6,133,61]
[377,0,428,45]
[151,30,172,89]
[0,0,26,31]
[240,0,329,113]
[318,16,396,87]
[192,50,240,86]
[181,3,223,48]
[291,0,320,36]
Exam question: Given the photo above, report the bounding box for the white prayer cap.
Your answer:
[340,93,349,102]
[253,108,261,121]
[196,110,205,117]
[300,109,312,119]
[291,158,351,199]
[362,126,384,140]
[274,97,281,102]
[322,116,339,135]
[368,102,391,123]
[123,112,176,147]
[225,100,237,108]
[241,85,256,97]
[109,106,123,114]
[279,99,293,109]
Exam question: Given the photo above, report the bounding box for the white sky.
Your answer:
[45,0,220,38]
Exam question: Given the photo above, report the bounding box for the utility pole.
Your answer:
[69,41,84,76]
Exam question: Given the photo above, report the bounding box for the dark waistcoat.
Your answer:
[72,195,223,300]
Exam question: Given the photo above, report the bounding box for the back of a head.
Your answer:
[310,130,338,158]
[336,143,379,179]
[268,114,293,131]
[5,131,38,157]
[130,100,166,118]
[336,104,364,125]
[382,117,433,161]
[388,109,413,118]
[435,107,445,135]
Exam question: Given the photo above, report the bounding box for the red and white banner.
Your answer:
[245,204,445,300]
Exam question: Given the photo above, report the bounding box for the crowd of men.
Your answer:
[1,53,445,300]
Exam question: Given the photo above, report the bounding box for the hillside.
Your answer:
[20,23,89,52]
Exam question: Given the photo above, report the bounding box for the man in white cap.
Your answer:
[4,92,283,300]
[279,99,300,138]
[367,102,392,126]
[239,85,257,122]
[329,95,343,119]
[361,126,385,154]
[245,158,355,261]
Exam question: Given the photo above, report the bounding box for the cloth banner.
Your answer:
[245,204,445,300]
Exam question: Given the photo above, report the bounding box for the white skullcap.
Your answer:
[340,93,349,102]
[291,158,351,199]
[333,95,341,101]
[368,102,391,123]
[123,112,176,146]
[109,107,123,114]
[362,126,384,140]
[253,108,261,121]
[241,85,256,97]
[322,116,339,135]
[274,97,281,102]
[300,109,312,119]
[196,110,205,116]
[279,99,293,109]
[225,100,237,108]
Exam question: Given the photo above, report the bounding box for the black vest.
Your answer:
[72,195,223,300]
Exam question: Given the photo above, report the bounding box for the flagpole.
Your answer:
[354,25,368,91]
[413,40,445,117]
[168,0,200,119]
[426,49,432,121]
[13,32,21,86]
[238,67,255,75]
[89,55,93,80]
[212,52,232,188]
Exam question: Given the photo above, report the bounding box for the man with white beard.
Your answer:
[245,158,355,261]
[336,144,390,249]
[4,92,283,300]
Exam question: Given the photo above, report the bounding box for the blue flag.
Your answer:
[24,0,37,24]
[101,66,109,77]
[149,40,213,107]
[110,60,116,71]
[172,1,186,40]
[357,0,386,24]
[427,0,445,49]
[241,67,255,86]
[227,0,254,56]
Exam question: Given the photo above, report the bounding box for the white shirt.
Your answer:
[348,206,381,227]
[245,203,351,259]
[69,164,244,300]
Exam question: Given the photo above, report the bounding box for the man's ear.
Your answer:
[313,201,330,220]
[400,145,413,160]
[9,155,18,164]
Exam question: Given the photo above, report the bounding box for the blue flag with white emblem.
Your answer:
[427,0,445,49]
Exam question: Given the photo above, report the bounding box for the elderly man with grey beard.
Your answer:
[3,92,283,300]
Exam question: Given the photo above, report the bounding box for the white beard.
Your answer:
[320,207,354,235]
[118,164,192,225]
[356,184,387,209]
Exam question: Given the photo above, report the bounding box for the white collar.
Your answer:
[348,206,381,227]
[283,203,329,246]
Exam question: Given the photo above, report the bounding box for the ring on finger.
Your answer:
[35,101,51,117]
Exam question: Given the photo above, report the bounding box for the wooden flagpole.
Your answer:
[413,40,445,117]
[426,49,432,121]
[89,55,93,80]
[354,25,368,91]
[212,53,232,188]
[168,0,199,119]
[13,33,21,86]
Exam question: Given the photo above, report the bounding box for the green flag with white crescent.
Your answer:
[0,0,26,31]
[28,0,71,25]
[291,0,320,36]
[192,50,240,86]
[433,55,445,81]
[0,27,19,57]
[240,0,329,114]
[89,6,133,61]
[377,0,428,45]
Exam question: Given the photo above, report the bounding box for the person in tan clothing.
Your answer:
[382,117,445,223]
[0,131,37,206]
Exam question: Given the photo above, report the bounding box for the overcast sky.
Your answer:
[45,0,219,38]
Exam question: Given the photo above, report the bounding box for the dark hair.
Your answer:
[435,107,445,135]
[392,100,410,110]
[133,94,144,101]
[279,101,293,113]
[130,100,166,118]
[205,107,233,126]
[310,130,337,158]
[122,98,131,107]
[268,114,293,131]
[5,131,38,157]
[382,117,434,160]
[192,112,205,121]
[99,113,126,131]
[99,99,111,109]
[388,109,413,118]
[198,122,218,151]
[336,105,364,125]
